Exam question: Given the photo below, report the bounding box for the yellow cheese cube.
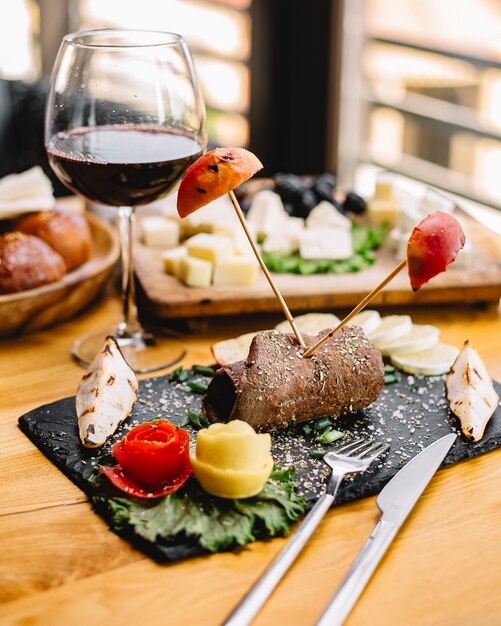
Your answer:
[186,233,234,264]
[140,216,180,248]
[161,246,187,276]
[367,199,399,229]
[213,256,260,287]
[178,256,213,288]
[375,180,394,202]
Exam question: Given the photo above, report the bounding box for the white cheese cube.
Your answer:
[299,227,353,260]
[306,201,351,230]
[262,234,297,255]
[285,217,305,251]
[246,190,289,239]
[396,231,412,259]
[178,256,213,288]
[140,216,180,248]
[212,222,256,257]
[398,203,422,232]
[213,256,260,287]
[185,233,234,264]
[387,227,404,253]
[162,246,187,276]
[181,195,237,236]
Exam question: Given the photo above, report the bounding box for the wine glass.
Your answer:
[45,29,206,372]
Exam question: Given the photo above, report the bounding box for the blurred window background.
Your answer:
[338,0,501,210]
[1,0,501,211]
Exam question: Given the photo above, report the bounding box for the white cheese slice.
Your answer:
[140,216,180,248]
[246,190,289,240]
[213,255,260,287]
[185,232,234,264]
[306,201,351,230]
[162,246,187,276]
[178,256,213,288]
[299,227,353,260]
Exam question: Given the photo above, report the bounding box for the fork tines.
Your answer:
[331,438,390,459]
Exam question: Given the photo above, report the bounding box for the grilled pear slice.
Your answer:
[446,341,499,442]
[76,336,138,448]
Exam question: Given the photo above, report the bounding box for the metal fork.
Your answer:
[222,438,390,626]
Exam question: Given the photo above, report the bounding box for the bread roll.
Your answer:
[0,232,66,293]
[17,209,91,271]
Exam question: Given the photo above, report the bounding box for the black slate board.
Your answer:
[18,370,501,562]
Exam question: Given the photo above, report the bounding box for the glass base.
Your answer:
[72,327,186,373]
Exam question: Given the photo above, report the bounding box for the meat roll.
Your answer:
[202,326,384,431]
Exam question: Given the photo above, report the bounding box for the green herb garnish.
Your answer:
[384,373,399,385]
[170,366,190,383]
[179,409,209,430]
[384,364,396,374]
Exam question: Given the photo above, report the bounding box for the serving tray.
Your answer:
[18,368,501,563]
[134,215,501,320]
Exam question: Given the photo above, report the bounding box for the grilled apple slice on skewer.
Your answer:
[177,147,263,217]
[76,336,138,448]
[407,210,465,291]
[177,147,306,347]
[303,211,466,357]
[446,341,499,442]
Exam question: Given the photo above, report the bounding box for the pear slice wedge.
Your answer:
[76,336,138,448]
[446,341,499,442]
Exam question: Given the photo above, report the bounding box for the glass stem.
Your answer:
[116,206,141,338]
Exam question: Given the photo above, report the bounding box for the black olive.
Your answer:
[291,188,317,218]
[283,202,295,216]
[313,172,337,189]
[312,180,335,203]
[343,191,367,215]
[273,173,308,202]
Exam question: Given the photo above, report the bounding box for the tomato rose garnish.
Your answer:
[100,420,192,498]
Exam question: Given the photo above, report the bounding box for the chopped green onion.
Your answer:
[191,365,217,377]
[315,428,344,445]
[170,366,189,383]
[187,381,208,394]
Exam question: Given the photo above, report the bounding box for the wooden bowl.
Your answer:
[0,212,119,337]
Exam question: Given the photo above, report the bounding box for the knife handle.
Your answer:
[315,519,398,626]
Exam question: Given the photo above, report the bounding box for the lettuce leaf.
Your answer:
[92,466,306,553]
[261,223,387,275]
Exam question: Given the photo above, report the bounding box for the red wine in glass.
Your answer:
[45,30,206,372]
[47,125,203,207]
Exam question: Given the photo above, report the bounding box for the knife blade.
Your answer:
[315,433,457,626]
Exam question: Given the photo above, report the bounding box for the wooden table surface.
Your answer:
[1,289,501,626]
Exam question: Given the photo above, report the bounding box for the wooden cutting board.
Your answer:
[134,215,501,319]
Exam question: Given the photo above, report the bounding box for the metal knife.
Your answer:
[315,433,457,626]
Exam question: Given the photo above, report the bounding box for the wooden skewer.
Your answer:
[302,258,408,358]
[228,190,306,349]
